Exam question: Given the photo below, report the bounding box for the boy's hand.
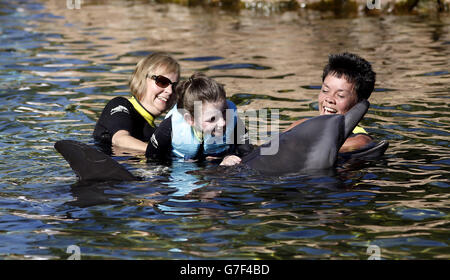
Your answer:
[220,155,242,166]
[339,134,373,153]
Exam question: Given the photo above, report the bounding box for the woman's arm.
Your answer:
[111,130,148,152]
[94,97,149,152]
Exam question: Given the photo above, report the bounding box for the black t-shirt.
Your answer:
[145,116,254,160]
[93,97,156,144]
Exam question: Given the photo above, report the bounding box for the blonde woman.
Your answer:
[93,52,180,152]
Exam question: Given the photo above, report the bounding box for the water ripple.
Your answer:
[0,0,448,260]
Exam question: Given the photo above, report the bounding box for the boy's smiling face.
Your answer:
[318,74,358,115]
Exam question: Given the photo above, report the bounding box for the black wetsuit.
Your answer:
[145,116,254,160]
[93,97,156,145]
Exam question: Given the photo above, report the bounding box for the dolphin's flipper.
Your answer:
[339,140,389,160]
[242,100,370,175]
[54,140,138,182]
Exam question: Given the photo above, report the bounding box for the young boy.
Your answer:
[286,52,376,153]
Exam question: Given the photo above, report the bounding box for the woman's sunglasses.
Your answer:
[148,74,177,89]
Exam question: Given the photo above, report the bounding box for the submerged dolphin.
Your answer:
[55,100,386,182]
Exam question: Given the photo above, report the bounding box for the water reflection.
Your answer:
[0,0,448,259]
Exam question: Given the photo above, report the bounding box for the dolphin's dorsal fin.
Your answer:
[55,140,137,182]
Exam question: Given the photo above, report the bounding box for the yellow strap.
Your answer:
[192,127,203,142]
[128,96,156,128]
[352,125,367,134]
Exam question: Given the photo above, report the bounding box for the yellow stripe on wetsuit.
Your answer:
[128,96,156,128]
[192,127,203,142]
[352,126,367,134]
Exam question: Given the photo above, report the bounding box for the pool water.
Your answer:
[0,0,449,259]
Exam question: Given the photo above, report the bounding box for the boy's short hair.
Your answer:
[177,72,226,116]
[322,52,376,100]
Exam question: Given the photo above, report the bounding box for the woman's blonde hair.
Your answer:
[129,52,180,101]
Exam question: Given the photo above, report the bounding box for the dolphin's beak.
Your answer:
[344,100,370,139]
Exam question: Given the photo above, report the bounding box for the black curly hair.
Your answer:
[322,52,376,100]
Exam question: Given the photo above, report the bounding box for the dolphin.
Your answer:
[241,100,371,175]
[55,100,386,182]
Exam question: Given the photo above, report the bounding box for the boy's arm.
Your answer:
[339,134,373,153]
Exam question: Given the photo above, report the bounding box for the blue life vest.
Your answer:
[165,100,238,160]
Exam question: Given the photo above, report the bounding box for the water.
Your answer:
[0,0,449,260]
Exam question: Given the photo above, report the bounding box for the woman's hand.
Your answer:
[220,155,242,166]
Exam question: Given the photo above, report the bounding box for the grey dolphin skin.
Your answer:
[54,100,385,182]
[54,140,137,182]
[242,100,370,175]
